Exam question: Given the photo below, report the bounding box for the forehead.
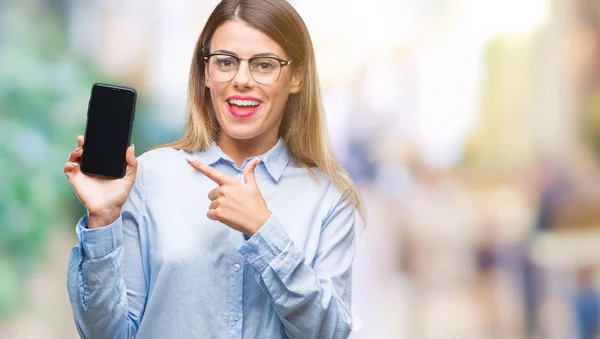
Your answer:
[210,19,286,57]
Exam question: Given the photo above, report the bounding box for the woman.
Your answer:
[64,0,364,338]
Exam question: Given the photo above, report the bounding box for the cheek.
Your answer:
[208,91,219,111]
[208,83,227,104]
[267,87,291,113]
[266,78,292,104]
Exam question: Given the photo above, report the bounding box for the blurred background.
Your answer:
[1,0,600,338]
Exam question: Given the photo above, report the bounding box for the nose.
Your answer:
[232,61,254,89]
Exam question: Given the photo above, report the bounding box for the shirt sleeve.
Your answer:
[238,195,357,339]
[66,157,148,339]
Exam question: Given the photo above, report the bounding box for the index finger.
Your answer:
[186,156,233,186]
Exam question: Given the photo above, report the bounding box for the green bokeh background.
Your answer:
[0,3,162,318]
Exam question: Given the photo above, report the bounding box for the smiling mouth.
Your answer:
[226,99,262,117]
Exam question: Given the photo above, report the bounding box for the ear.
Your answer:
[289,66,304,94]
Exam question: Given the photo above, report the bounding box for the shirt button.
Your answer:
[236,173,243,181]
[233,263,241,271]
[233,315,240,321]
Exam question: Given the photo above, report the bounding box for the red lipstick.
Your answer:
[226,95,263,118]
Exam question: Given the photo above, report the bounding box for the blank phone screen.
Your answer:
[81,84,136,178]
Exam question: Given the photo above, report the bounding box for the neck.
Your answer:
[217,132,279,168]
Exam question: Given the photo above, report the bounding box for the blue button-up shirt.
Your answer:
[67,138,357,338]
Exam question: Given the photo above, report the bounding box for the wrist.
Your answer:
[245,210,271,238]
[87,208,120,229]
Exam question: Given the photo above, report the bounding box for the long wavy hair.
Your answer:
[158,0,366,224]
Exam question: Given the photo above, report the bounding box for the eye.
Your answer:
[214,56,238,69]
[252,58,277,72]
[258,62,274,70]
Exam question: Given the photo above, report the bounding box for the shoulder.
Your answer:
[284,161,333,187]
[138,146,183,164]
[138,147,189,168]
[284,161,347,207]
[136,147,192,179]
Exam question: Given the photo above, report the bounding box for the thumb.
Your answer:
[125,144,138,176]
[244,157,262,184]
[126,144,138,167]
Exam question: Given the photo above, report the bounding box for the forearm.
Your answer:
[239,214,354,339]
[67,216,142,339]
[253,259,353,338]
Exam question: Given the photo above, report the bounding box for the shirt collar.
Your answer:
[194,137,290,182]
[259,137,290,182]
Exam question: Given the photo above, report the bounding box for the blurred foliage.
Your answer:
[0,3,153,318]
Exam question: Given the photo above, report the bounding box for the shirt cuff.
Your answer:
[237,213,291,273]
[76,214,123,259]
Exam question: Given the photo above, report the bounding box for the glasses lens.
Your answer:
[208,55,239,82]
[250,58,281,84]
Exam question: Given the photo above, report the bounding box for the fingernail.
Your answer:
[71,162,79,167]
[131,143,135,152]
[257,157,262,164]
[186,156,194,163]
[75,146,81,152]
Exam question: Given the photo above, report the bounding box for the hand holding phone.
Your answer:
[63,83,139,229]
[64,135,137,228]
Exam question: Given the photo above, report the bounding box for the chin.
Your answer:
[220,125,262,141]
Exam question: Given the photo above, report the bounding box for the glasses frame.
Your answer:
[202,53,293,85]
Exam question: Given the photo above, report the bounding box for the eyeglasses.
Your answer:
[202,53,293,85]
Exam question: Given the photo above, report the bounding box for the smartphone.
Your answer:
[80,83,137,179]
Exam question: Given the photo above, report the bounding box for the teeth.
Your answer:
[229,99,261,107]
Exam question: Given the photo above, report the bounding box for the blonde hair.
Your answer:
[157,0,366,225]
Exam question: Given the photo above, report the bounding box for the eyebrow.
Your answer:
[212,49,283,59]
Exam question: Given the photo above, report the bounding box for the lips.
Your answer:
[226,95,263,118]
